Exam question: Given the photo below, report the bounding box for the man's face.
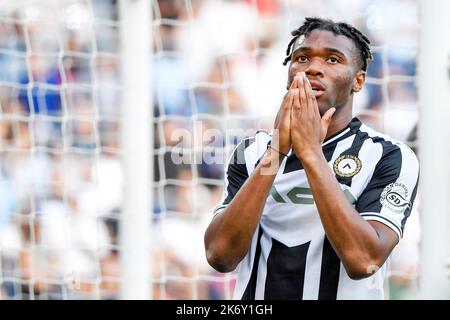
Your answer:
[287,29,364,115]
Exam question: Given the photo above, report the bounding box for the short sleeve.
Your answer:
[212,138,252,216]
[356,144,419,239]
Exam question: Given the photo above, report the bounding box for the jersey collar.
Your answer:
[322,117,361,146]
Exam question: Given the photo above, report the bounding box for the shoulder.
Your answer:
[357,123,419,173]
[231,130,272,160]
[227,130,272,173]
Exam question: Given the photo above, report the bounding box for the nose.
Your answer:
[305,58,324,77]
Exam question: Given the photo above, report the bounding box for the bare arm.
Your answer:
[291,72,398,279]
[204,78,299,273]
[204,149,284,272]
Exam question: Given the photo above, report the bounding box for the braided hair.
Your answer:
[283,17,373,71]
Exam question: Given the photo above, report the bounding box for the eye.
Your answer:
[327,56,340,64]
[297,55,308,63]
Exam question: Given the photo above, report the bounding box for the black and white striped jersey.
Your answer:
[213,117,420,300]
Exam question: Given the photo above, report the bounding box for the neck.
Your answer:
[324,102,353,140]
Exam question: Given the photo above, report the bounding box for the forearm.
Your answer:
[205,149,284,272]
[301,150,383,277]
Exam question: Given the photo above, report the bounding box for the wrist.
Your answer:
[296,147,324,164]
[259,148,285,174]
[267,140,289,157]
[266,147,286,163]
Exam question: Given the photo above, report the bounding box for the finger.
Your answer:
[292,87,301,117]
[303,73,317,116]
[284,76,298,112]
[321,107,336,130]
[278,79,296,115]
[281,90,295,124]
[275,89,294,128]
[298,72,308,109]
[289,74,299,90]
[281,75,298,106]
[283,89,295,113]
[304,72,313,95]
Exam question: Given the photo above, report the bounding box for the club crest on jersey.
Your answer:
[380,182,410,214]
[333,155,362,178]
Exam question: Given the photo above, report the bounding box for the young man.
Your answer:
[204,17,419,300]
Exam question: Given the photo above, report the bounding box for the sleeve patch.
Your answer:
[379,182,411,215]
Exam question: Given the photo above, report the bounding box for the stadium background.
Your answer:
[0,0,448,299]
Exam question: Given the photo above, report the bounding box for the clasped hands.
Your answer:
[271,72,336,162]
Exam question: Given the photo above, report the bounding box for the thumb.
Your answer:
[321,107,336,129]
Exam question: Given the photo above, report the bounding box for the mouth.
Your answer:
[308,79,325,98]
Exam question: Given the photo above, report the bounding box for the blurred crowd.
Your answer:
[0,0,419,299]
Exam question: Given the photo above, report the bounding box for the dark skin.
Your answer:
[204,29,399,279]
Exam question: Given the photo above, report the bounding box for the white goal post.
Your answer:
[418,0,450,299]
[119,0,152,300]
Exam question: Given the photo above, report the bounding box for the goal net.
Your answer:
[0,0,423,300]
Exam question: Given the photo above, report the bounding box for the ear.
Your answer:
[351,70,366,94]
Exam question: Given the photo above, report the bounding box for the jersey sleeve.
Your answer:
[212,138,251,216]
[356,144,419,240]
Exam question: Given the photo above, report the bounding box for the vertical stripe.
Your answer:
[335,130,370,187]
[216,137,253,211]
[241,226,263,300]
[301,235,325,299]
[400,149,420,231]
[264,239,310,300]
[402,179,418,230]
[244,131,272,175]
[318,236,340,300]
[347,138,383,196]
[355,145,402,214]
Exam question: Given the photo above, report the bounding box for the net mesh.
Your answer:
[0,0,419,300]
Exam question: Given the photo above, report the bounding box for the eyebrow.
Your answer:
[293,46,348,59]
